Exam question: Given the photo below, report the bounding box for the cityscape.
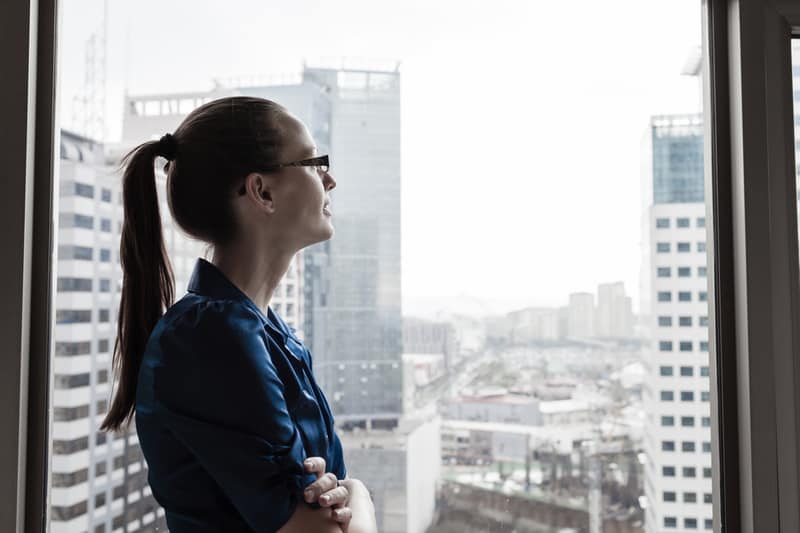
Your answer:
[49,6,800,533]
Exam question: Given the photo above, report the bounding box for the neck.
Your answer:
[211,238,295,313]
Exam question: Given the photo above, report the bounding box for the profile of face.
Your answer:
[238,113,337,252]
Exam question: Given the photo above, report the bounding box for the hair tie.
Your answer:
[156,133,178,161]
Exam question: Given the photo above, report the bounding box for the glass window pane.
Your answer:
[51,1,716,532]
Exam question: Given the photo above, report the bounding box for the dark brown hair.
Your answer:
[100,96,289,432]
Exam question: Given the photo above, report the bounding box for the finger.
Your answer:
[331,506,352,524]
[303,472,338,503]
[319,486,349,507]
[303,457,327,478]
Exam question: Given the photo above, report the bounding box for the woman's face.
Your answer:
[269,114,337,249]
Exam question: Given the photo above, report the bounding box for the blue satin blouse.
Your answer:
[135,258,346,532]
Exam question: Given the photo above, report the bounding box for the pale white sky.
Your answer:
[58,0,703,317]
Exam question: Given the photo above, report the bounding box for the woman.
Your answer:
[99,96,377,533]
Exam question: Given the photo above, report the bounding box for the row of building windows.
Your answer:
[663,517,712,529]
[656,217,706,229]
[58,245,114,262]
[658,315,709,327]
[659,390,711,402]
[657,291,708,302]
[51,500,88,521]
[660,415,712,427]
[53,436,89,455]
[51,467,89,488]
[661,440,712,453]
[662,465,713,478]
[54,338,110,356]
[52,398,106,422]
[53,404,90,422]
[55,309,111,324]
[659,366,710,377]
[53,370,108,389]
[658,340,709,352]
[656,266,707,278]
[663,491,713,503]
[59,213,113,232]
[656,241,707,253]
[64,182,113,203]
[54,373,91,389]
[56,277,112,292]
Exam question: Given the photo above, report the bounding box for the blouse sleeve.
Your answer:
[152,300,317,532]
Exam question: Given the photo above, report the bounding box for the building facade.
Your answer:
[300,66,404,425]
[567,292,595,339]
[642,114,713,533]
[596,281,634,339]
[52,131,175,533]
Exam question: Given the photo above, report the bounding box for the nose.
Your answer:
[323,171,336,191]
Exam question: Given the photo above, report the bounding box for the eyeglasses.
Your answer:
[237,154,330,195]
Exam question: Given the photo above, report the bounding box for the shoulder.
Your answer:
[173,293,262,325]
[151,296,296,442]
[155,295,271,374]
[164,295,264,342]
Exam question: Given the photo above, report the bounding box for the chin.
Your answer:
[305,223,334,247]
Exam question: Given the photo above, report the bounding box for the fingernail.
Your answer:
[304,460,313,468]
[304,489,313,502]
[320,495,330,505]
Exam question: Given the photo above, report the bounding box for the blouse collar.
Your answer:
[187,258,292,343]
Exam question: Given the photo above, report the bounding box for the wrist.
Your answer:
[342,479,367,496]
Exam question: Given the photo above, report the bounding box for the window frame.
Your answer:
[0,0,57,531]
[704,0,800,531]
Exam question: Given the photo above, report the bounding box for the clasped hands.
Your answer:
[280,456,376,533]
[301,457,352,526]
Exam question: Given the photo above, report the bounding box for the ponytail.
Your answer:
[100,141,175,432]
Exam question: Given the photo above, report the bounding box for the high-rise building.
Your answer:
[642,113,712,533]
[567,292,595,338]
[301,65,404,425]
[339,414,441,533]
[403,317,458,369]
[641,42,800,533]
[52,130,175,532]
[595,281,634,338]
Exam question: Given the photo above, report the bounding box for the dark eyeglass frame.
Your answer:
[237,154,330,195]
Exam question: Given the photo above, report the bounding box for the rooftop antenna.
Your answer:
[71,0,108,142]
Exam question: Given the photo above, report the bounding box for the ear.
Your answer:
[243,172,276,213]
